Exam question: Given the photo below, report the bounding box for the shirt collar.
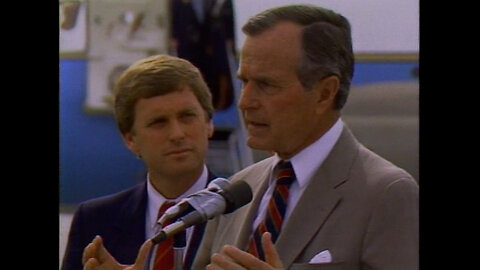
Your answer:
[271,118,344,188]
[147,165,208,229]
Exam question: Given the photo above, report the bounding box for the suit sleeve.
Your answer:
[362,178,419,270]
[223,0,235,41]
[169,0,181,41]
[61,204,89,270]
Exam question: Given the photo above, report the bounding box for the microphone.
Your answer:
[151,180,252,244]
[157,177,231,226]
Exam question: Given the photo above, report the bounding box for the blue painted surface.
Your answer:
[60,60,145,204]
[352,62,418,85]
[59,59,418,204]
[213,100,240,128]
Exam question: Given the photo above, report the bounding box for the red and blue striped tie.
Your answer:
[247,160,295,260]
[154,201,176,270]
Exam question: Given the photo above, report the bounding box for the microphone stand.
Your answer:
[173,230,186,270]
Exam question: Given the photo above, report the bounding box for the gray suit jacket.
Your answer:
[193,126,418,270]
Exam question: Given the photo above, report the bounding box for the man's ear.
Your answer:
[207,120,214,138]
[313,75,340,113]
[122,131,140,156]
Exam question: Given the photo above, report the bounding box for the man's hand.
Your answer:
[207,232,284,270]
[82,235,152,270]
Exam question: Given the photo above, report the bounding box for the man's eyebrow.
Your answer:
[147,115,167,124]
[178,107,199,114]
[237,73,276,84]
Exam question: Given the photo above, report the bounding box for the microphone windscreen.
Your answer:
[207,177,231,191]
[222,180,252,213]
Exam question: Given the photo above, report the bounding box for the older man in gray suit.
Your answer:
[83,4,418,270]
[194,4,418,270]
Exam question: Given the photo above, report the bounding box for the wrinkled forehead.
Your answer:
[240,22,303,76]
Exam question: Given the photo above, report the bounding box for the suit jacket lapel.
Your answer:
[275,174,342,267]
[276,127,359,267]
[110,183,148,262]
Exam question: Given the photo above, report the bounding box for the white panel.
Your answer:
[85,0,170,111]
[60,1,87,54]
[233,0,419,53]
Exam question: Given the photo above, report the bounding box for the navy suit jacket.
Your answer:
[61,170,217,270]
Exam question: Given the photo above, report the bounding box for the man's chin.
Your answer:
[165,158,201,171]
[246,137,271,152]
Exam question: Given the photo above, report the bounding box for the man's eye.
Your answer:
[258,81,270,88]
[148,119,166,127]
[181,113,197,120]
[257,81,281,95]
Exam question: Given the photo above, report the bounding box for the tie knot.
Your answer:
[274,160,295,186]
[157,201,176,221]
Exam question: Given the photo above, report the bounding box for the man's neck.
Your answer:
[149,167,204,199]
[277,113,340,160]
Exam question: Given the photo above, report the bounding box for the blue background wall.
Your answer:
[59,59,418,205]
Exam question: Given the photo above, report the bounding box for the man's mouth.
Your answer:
[165,148,192,156]
[246,120,269,129]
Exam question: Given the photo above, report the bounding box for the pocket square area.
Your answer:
[309,250,332,264]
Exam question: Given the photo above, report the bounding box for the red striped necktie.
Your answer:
[154,201,176,270]
[247,160,296,260]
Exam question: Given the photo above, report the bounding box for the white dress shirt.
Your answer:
[252,119,344,230]
[145,165,208,246]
